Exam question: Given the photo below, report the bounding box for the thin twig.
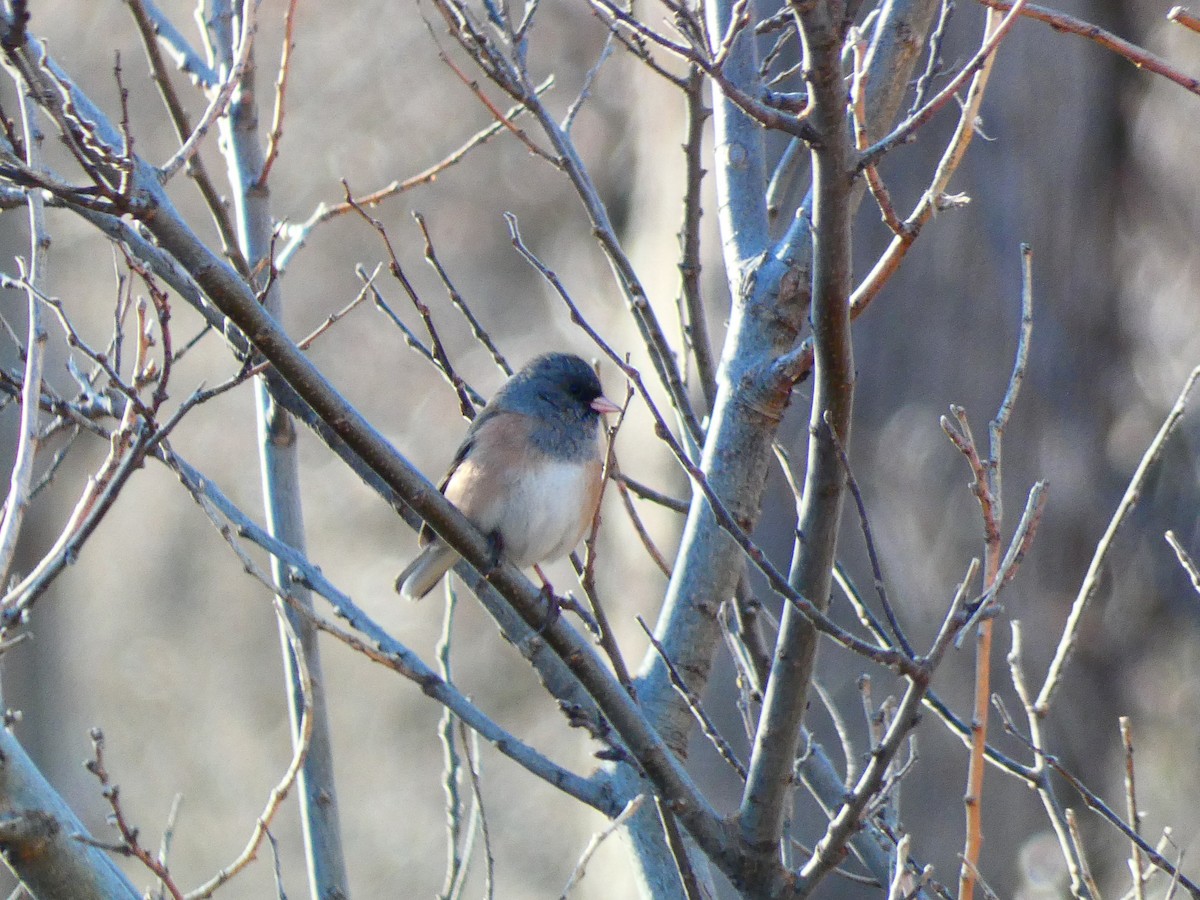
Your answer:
[240,267,378,381]
[611,465,674,577]
[797,569,972,888]
[562,32,614,133]
[414,211,510,376]
[275,78,555,272]
[637,615,747,781]
[616,474,688,513]
[675,66,716,410]
[956,480,1049,641]
[1166,530,1200,598]
[1003,622,1092,896]
[850,31,906,236]
[812,679,858,787]
[778,0,1012,386]
[1170,5,1200,34]
[911,0,956,113]
[587,0,818,140]
[430,31,557,164]
[125,0,216,85]
[860,0,1029,167]
[655,795,705,900]
[1037,365,1200,714]
[160,0,257,181]
[1120,716,1145,900]
[576,382,634,691]
[161,447,616,815]
[184,605,314,898]
[979,0,1200,96]
[363,271,486,409]
[1065,808,1102,899]
[84,730,186,900]
[256,0,299,186]
[343,188,476,418]
[824,409,913,656]
[457,721,495,900]
[437,588,466,900]
[959,237,1037,900]
[559,795,645,898]
[156,793,184,894]
[992,245,1035,439]
[0,80,47,588]
[495,77,707,446]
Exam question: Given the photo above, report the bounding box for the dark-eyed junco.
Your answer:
[396,352,620,601]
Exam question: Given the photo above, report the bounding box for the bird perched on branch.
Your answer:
[396,352,620,601]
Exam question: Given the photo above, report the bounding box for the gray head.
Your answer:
[492,353,613,457]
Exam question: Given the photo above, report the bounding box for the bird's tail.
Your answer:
[395,542,459,601]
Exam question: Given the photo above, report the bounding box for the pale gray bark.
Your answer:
[0,727,139,899]
[209,4,351,895]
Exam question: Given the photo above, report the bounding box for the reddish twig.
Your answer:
[277,78,554,270]
[1170,6,1200,34]
[953,241,1036,900]
[256,0,299,186]
[241,266,377,381]
[432,36,558,164]
[85,729,186,900]
[979,0,1200,96]
[850,31,906,236]
[185,610,314,898]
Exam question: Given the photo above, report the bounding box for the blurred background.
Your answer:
[0,0,1196,896]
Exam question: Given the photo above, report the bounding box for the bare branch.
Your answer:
[860,0,1030,167]
[1166,530,1200,598]
[1120,716,1146,900]
[184,607,315,899]
[83,730,185,900]
[0,76,48,587]
[160,0,257,182]
[1037,365,1200,714]
[276,77,554,272]
[1170,5,1200,33]
[637,616,747,781]
[257,0,299,186]
[979,0,1200,96]
[560,796,645,898]
[158,447,621,816]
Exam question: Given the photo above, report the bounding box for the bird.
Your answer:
[396,352,621,601]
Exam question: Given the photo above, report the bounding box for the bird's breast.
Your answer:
[493,457,601,567]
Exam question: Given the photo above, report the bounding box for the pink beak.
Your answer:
[591,395,622,415]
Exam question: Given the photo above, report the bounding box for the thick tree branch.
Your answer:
[0,725,140,898]
[211,3,350,892]
[638,0,943,740]
[738,0,856,872]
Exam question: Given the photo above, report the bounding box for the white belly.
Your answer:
[490,459,594,567]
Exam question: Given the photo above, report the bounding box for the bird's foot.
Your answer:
[534,564,561,634]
